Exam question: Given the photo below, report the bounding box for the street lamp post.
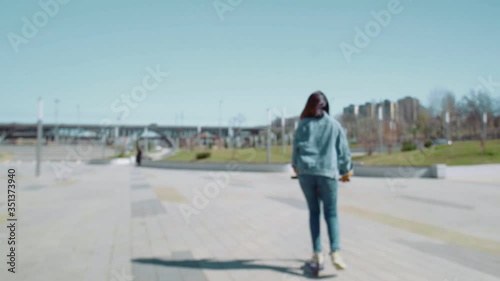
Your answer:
[101,130,106,159]
[445,111,451,145]
[114,124,120,157]
[54,99,59,144]
[378,106,383,153]
[267,109,272,163]
[483,112,488,141]
[36,98,44,177]
[218,100,223,138]
[281,107,286,154]
[76,104,81,143]
[144,126,149,154]
[197,124,201,150]
[389,120,395,152]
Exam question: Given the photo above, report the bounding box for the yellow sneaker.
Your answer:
[330,251,347,270]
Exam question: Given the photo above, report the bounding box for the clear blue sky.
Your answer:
[1,0,499,126]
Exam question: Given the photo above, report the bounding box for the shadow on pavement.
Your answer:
[133,258,336,279]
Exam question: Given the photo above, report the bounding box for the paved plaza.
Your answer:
[0,144,117,162]
[0,161,499,281]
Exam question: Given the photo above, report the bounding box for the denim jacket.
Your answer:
[292,112,352,179]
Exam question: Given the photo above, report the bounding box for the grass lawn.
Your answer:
[163,146,292,163]
[353,140,500,166]
[109,151,136,159]
[109,147,164,159]
[349,143,361,149]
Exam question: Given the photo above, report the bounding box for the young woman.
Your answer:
[292,91,353,271]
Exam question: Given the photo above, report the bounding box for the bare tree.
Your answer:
[340,113,357,140]
[383,121,397,154]
[396,119,410,142]
[494,97,500,139]
[356,117,378,156]
[428,89,452,116]
[440,92,462,140]
[459,91,493,154]
[415,108,431,142]
[428,90,462,141]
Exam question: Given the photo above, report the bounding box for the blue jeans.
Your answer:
[298,174,340,253]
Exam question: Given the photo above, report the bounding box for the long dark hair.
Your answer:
[300,91,330,119]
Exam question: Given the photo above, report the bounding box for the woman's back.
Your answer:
[292,113,351,179]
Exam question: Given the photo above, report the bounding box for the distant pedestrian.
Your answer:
[292,91,353,273]
[136,143,142,166]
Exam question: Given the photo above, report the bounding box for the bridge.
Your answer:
[0,122,266,146]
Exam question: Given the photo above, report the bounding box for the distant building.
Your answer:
[284,116,300,131]
[271,116,300,132]
[377,99,398,121]
[343,104,359,117]
[359,102,377,119]
[397,96,420,124]
[340,96,422,126]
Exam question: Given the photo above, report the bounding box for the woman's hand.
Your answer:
[340,170,353,182]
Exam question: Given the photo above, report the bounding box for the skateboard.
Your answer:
[291,174,350,182]
[301,261,324,277]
